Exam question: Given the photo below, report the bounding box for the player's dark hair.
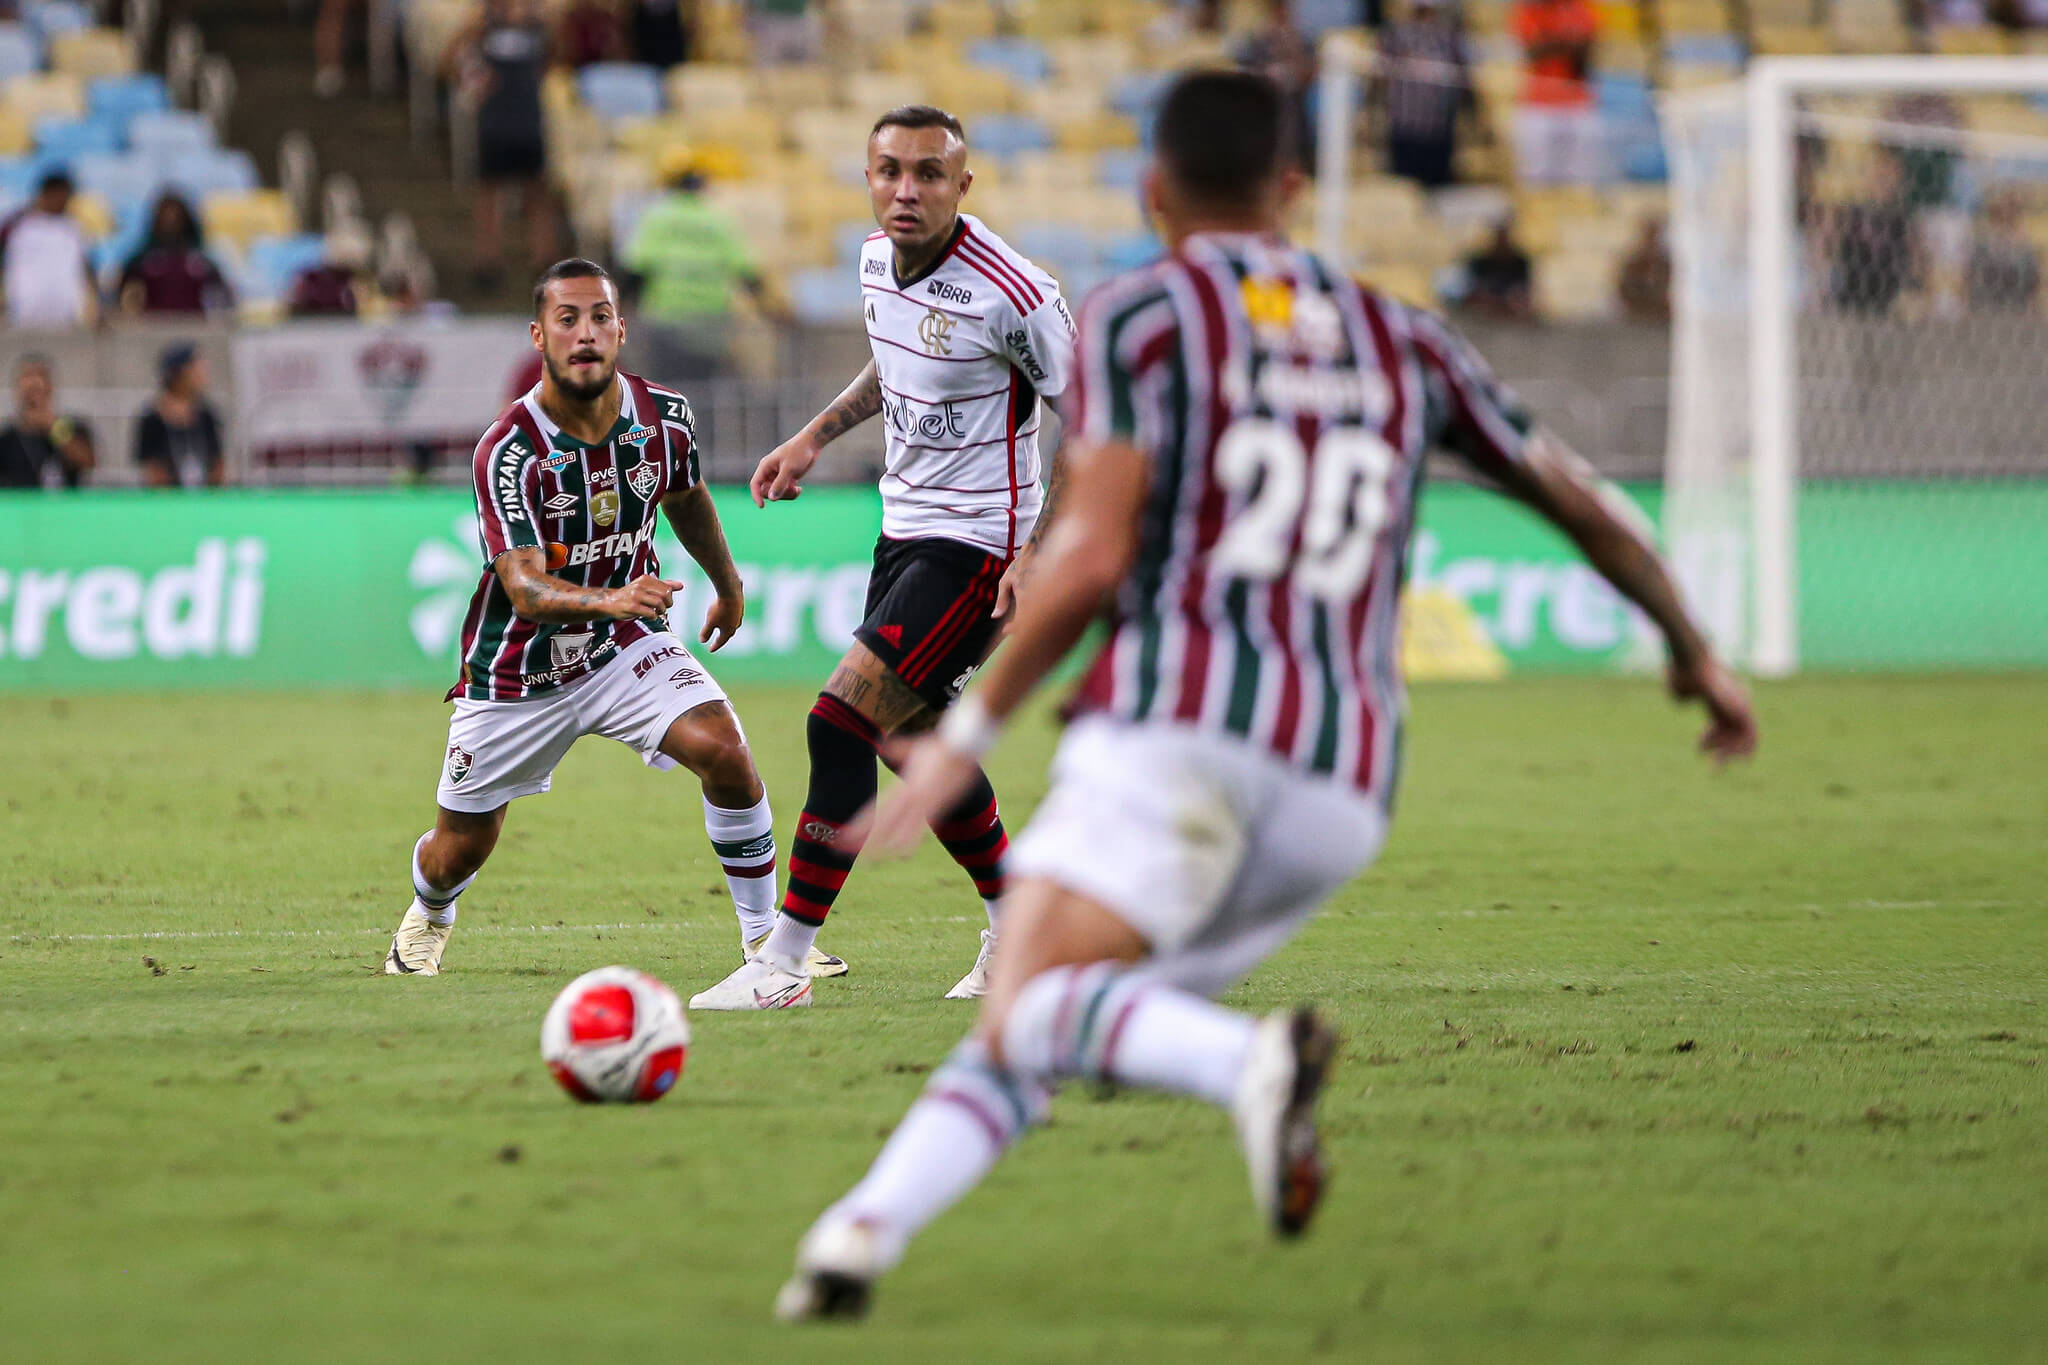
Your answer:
[870,104,966,146]
[1152,69,1295,206]
[532,258,615,315]
[16,352,53,377]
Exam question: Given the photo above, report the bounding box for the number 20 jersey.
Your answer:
[1067,232,1538,807]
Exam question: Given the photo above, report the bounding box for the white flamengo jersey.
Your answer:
[859,212,1077,558]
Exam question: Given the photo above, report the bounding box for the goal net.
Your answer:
[1664,58,2048,674]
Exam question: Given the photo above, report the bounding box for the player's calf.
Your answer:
[388,813,499,976]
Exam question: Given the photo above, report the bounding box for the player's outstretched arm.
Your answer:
[1502,432,1759,763]
[749,361,882,506]
[863,437,1150,852]
[659,483,746,652]
[495,547,679,625]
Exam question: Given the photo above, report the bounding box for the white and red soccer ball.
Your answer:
[540,967,690,1103]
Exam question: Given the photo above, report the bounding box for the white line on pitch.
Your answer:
[10,916,979,944]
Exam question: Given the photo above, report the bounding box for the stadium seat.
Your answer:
[240,232,326,302]
[1012,222,1095,272]
[49,26,131,79]
[1663,34,1746,66]
[845,71,923,117]
[4,72,86,122]
[1043,35,1134,87]
[69,150,161,211]
[0,105,30,157]
[0,155,40,199]
[87,73,168,121]
[202,188,295,251]
[832,219,874,265]
[166,147,258,198]
[578,63,664,122]
[1096,146,1145,191]
[970,113,1053,162]
[33,113,122,163]
[968,37,1053,86]
[1102,230,1161,272]
[666,62,753,114]
[0,23,41,82]
[24,0,92,42]
[1107,71,1170,120]
[789,265,860,325]
[678,103,783,159]
[127,108,214,158]
[787,106,864,172]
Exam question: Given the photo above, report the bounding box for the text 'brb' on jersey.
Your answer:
[456,370,701,701]
[1068,233,1537,807]
[860,213,1077,558]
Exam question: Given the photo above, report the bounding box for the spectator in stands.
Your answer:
[621,149,785,385]
[556,0,628,68]
[748,0,819,65]
[117,192,234,317]
[0,355,96,490]
[287,223,372,317]
[315,0,365,97]
[1377,0,1471,191]
[446,0,557,289]
[1456,218,1536,321]
[1828,154,1917,315]
[1236,1,1319,169]
[631,0,692,68]
[135,343,225,489]
[1615,214,1671,323]
[0,171,98,329]
[1510,0,1603,184]
[1967,189,2041,312]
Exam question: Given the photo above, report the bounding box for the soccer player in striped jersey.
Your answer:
[774,70,1757,1318]
[689,104,1078,1010]
[384,259,832,980]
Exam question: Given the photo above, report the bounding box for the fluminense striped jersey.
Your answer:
[860,213,1076,558]
[454,370,701,702]
[1068,232,1537,804]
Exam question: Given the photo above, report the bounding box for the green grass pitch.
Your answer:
[2,675,2044,1363]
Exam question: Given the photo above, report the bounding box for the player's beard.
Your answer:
[547,351,616,403]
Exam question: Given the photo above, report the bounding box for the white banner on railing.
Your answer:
[232,318,532,451]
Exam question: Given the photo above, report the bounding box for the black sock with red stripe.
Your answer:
[929,771,1008,923]
[778,694,879,930]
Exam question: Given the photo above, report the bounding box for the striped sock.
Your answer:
[703,793,776,943]
[763,694,879,968]
[830,1035,1048,1245]
[1001,963,1254,1107]
[412,832,476,927]
[929,773,1008,921]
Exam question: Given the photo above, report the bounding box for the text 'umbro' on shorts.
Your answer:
[853,533,1008,711]
[1009,716,1389,999]
[434,632,730,813]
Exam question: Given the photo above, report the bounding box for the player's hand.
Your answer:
[993,546,1034,622]
[700,587,743,652]
[1667,653,1757,766]
[854,733,983,856]
[750,437,820,507]
[606,575,682,621]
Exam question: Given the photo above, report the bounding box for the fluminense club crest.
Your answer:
[445,744,474,785]
[626,459,660,500]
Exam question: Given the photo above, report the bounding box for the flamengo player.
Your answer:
[689,105,1077,1010]
[385,259,794,976]
[775,71,1758,1317]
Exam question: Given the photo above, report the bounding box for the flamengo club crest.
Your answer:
[918,308,955,355]
[445,744,474,785]
[626,459,660,500]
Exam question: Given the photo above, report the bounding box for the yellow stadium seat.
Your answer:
[1044,36,1134,86]
[69,191,113,239]
[1018,81,1105,124]
[1536,250,1618,320]
[1358,263,1436,309]
[703,180,789,239]
[0,103,30,157]
[846,71,925,117]
[1592,0,1639,37]
[1012,0,1094,40]
[667,63,754,115]
[1599,39,1649,73]
[1751,26,1833,56]
[50,27,135,80]
[1144,32,1231,71]
[1052,111,1139,153]
[202,190,297,250]
[924,65,1017,118]
[786,107,865,172]
[3,73,85,122]
[751,63,835,110]
[1934,27,2012,57]
[679,104,786,159]
[1093,1,1167,39]
[1659,0,1731,35]
[683,143,752,182]
[928,0,999,41]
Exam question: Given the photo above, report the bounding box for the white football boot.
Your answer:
[774,1214,905,1323]
[944,928,997,999]
[688,956,812,1011]
[746,931,849,979]
[1229,1008,1338,1237]
[384,902,453,976]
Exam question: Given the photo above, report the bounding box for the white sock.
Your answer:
[703,793,777,943]
[831,1037,1047,1245]
[982,897,1001,932]
[412,832,476,927]
[1002,963,1254,1108]
[760,912,821,973]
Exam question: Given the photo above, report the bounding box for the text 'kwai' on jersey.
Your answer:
[859,213,1077,559]
[1066,232,1538,809]
[457,371,701,702]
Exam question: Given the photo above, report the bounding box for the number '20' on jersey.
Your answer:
[1067,232,1537,807]
[455,370,700,702]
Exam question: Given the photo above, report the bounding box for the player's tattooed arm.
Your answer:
[809,361,883,446]
[495,548,677,625]
[751,362,882,506]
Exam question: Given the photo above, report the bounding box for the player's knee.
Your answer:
[990,963,1090,1077]
[694,736,759,801]
[807,693,881,764]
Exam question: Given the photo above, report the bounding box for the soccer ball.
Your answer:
[540,967,690,1103]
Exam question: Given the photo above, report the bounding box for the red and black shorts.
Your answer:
[854,534,1007,711]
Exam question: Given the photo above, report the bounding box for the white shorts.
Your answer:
[435,632,730,813]
[1009,717,1388,998]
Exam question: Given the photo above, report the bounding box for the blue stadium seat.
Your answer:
[1109,72,1171,119]
[1620,139,1668,183]
[1102,231,1161,273]
[33,114,124,163]
[1096,148,1145,192]
[970,114,1052,161]
[0,157,40,199]
[88,74,170,122]
[1594,73,1654,119]
[1012,223,1095,275]
[91,210,149,279]
[578,63,663,121]
[165,147,257,198]
[69,150,163,213]
[790,266,859,325]
[966,37,1051,86]
[0,23,42,81]
[1664,34,1746,66]
[833,220,873,265]
[240,233,327,301]
[24,0,92,41]
[126,109,215,159]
